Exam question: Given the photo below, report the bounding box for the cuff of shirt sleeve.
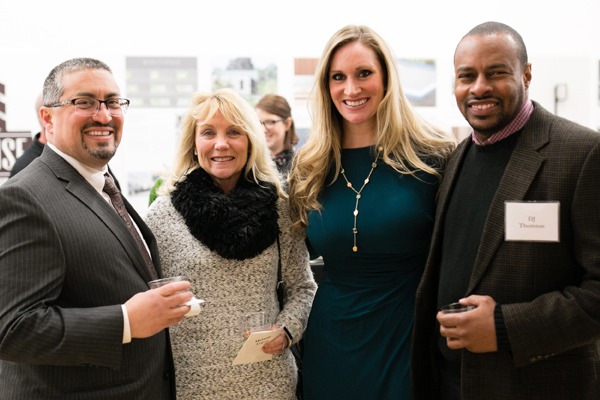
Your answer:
[121,304,132,344]
[494,304,510,353]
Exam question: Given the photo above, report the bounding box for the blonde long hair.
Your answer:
[161,88,284,197]
[288,25,456,234]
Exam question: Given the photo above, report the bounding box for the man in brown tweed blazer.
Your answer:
[412,21,600,399]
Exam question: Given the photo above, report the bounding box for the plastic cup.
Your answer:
[148,276,204,317]
[239,311,271,338]
[441,302,476,314]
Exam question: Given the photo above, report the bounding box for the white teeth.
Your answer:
[213,157,233,161]
[87,131,110,136]
[346,99,367,107]
[472,103,494,110]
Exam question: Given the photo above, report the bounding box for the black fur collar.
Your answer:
[171,168,279,260]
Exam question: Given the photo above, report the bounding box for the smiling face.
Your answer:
[454,33,531,140]
[255,108,290,156]
[328,40,385,134]
[41,68,123,170]
[195,110,249,193]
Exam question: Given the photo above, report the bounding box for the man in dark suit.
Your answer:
[412,22,600,399]
[0,58,193,399]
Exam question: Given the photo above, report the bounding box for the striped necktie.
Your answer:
[103,173,157,280]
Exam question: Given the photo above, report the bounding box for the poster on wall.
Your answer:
[211,57,277,105]
[398,58,437,107]
[0,80,33,186]
[122,57,198,210]
[0,131,32,186]
[293,58,319,147]
[126,57,198,108]
[0,82,6,133]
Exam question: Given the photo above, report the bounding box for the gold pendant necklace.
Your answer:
[339,146,383,253]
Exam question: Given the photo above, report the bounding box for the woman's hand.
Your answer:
[261,325,291,355]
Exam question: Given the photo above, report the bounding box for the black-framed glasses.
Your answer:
[46,97,130,117]
[260,119,283,129]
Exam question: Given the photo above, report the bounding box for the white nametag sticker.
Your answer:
[505,201,559,242]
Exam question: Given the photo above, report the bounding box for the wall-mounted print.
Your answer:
[293,58,319,147]
[397,58,436,107]
[294,58,319,103]
[126,57,198,108]
[0,82,6,132]
[211,57,277,105]
[0,131,32,186]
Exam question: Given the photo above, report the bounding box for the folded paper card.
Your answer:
[232,326,283,365]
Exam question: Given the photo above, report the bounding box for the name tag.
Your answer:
[505,201,560,242]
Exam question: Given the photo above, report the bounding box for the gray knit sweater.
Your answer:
[146,195,316,399]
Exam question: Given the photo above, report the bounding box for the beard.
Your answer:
[80,121,119,160]
[83,141,117,160]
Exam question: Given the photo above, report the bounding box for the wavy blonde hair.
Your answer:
[161,88,284,198]
[288,25,456,234]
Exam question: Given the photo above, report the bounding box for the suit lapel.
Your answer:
[41,149,157,283]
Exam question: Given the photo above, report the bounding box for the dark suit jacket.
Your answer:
[412,103,600,399]
[9,135,122,190]
[0,147,175,399]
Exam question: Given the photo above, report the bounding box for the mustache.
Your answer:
[81,121,118,130]
[466,95,499,102]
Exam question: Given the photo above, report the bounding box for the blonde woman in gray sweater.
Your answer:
[146,88,316,399]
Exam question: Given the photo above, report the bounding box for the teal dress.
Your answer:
[303,146,438,399]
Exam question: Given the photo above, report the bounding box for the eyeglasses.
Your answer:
[46,97,130,117]
[260,119,283,129]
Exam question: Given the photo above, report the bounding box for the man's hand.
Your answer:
[437,294,498,353]
[125,281,193,338]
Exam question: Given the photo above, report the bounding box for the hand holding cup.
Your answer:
[148,276,204,317]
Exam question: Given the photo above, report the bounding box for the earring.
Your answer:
[193,150,197,156]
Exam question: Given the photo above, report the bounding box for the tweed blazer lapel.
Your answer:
[40,149,158,283]
[466,103,550,293]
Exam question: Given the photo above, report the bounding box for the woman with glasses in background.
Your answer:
[255,94,298,179]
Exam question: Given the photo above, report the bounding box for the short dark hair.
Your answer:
[43,58,112,105]
[460,21,528,67]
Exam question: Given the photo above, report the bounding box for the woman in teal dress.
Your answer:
[288,25,456,399]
